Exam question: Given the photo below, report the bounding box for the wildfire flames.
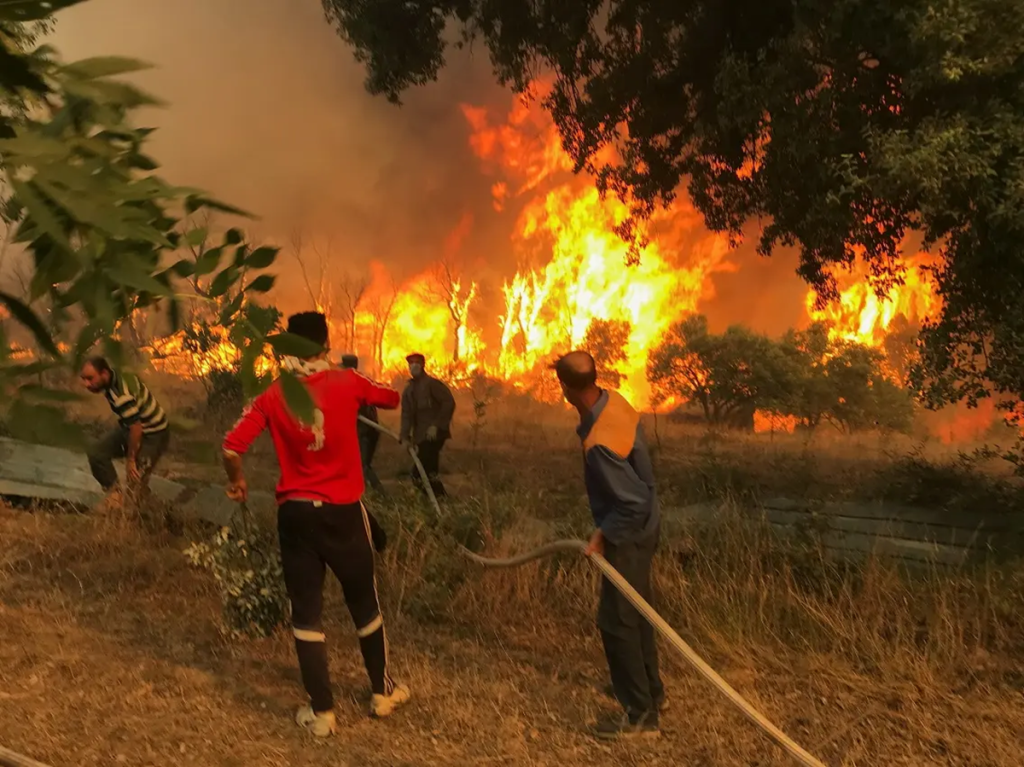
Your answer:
[0,89,1012,443]
[804,253,940,348]
[753,411,800,435]
[150,87,732,407]
[147,328,276,379]
[125,90,1002,440]
[752,254,943,434]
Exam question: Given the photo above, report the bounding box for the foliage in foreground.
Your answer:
[0,5,324,438]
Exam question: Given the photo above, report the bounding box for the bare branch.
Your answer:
[368,273,400,374]
[427,254,476,363]
[338,270,370,352]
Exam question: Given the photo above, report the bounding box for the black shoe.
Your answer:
[592,710,660,741]
[602,683,668,713]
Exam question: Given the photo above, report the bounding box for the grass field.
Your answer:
[3,378,1024,766]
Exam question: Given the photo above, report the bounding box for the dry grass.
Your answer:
[3,392,1024,766]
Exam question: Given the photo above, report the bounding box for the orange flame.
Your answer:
[805,252,940,348]
[753,410,798,434]
[146,327,276,379]
[752,251,942,434]
[460,88,733,406]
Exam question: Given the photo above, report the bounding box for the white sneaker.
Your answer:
[295,704,337,737]
[370,684,411,718]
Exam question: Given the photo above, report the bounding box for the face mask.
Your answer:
[409,363,424,377]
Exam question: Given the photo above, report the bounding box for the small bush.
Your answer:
[184,524,288,639]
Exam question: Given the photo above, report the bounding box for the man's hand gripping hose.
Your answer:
[359,416,828,767]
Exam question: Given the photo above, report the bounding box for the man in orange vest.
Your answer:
[552,350,665,740]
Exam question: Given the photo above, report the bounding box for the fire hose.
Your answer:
[359,415,828,767]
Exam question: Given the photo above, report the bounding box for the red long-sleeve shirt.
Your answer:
[222,369,400,505]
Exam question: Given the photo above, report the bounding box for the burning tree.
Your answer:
[290,230,370,354]
[367,276,398,376]
[647,315,794,428]
[582,318,631,389]
[648,315,914,433]
[291,229,332,316]
[428,256,476,365]
[327,0,1024,463]
[338,271,369,353]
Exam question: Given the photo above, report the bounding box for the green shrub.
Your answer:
[184,524,288,639]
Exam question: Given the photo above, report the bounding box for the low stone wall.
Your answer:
[5,436,1024,567]
[667,497,1024,567]
[0,437,274,527]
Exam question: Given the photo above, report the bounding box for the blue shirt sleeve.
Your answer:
[585,445,651,544]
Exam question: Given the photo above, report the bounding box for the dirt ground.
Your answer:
[3,504,1024,767]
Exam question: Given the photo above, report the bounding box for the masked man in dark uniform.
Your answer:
[399,352,455,498]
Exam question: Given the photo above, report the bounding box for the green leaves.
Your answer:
[0,0,89,21]
[106,261,173,297]
[9,179,72,252]
[194,246,224,277]
[245,246,278,269]
[247,274,275,293]
[278,370,316,425]
[183,226,208,248]
[208,266,238,298]
[0,31,285,454]
[0,291,60,357]
[185,194,252,218]
[61,56,153,80]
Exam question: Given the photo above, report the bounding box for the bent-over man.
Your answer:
[222,312,409,737]
[80,356,170,507]
[399,352,455,498]
[553,350,665,740]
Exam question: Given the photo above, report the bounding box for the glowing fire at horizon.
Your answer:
[125,90,1007,440]
[147,85,734,408]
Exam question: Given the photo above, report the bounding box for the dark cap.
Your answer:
[340,354,358,369]
[286,311,329,349]
[405,352,425,364]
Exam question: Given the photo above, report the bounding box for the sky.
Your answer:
[47,0,809,335]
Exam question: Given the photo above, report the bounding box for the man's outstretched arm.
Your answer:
[221,395,270,501]
[355,370,401,410]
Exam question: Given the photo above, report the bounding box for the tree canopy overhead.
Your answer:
[322,0,1024,426]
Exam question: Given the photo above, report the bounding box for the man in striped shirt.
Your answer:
[80,356,170,500]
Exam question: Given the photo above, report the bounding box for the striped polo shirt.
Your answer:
[104,370,169,434]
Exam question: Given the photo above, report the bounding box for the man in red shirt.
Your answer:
[221,311,409,737]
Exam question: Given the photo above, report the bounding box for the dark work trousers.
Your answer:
[359,430,385,495]
[411,436,447,498]
[87,426,170,491]
[278,499,396,713]
[598,531,664,721]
